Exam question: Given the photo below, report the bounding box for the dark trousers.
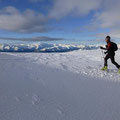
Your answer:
[104,53,120,69]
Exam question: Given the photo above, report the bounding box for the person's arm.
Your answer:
[100,46,108,54]
[100,43,112,50]
[100,46,107,50]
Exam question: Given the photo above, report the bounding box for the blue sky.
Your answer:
[0,0,120,44]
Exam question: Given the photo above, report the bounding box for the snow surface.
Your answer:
[0,48,120,120]
[9,49,120,81]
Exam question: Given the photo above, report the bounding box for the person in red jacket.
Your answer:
[100,36,120,71]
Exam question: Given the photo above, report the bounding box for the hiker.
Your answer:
[100,36,120,72]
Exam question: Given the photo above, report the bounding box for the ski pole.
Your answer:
[101,49,104,59]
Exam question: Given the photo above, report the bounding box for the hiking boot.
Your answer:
[118,68,120,74]
[101,66,108,71]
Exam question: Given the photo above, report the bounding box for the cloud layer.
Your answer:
[91,0,120,38]
[49,0,103,19]
[0,0,104,33]
[0,6,49,33]
[0,36,64,41]
[0,0,120,39]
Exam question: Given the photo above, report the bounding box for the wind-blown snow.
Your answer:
[9,48,120,81]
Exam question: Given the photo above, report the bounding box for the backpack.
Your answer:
[111,42,118,51]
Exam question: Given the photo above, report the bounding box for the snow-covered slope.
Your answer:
[9,49,120,81]
[1,49,120,120]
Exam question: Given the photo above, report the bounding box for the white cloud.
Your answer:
[49,0,103,19]
[0,6,49,33]
[0,0,120,39]
[48,0,120,39]
[92,0,120,38]
[95,30,120,40]
[95,1,120,28]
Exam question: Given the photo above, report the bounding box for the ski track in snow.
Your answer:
[7,49,120,81]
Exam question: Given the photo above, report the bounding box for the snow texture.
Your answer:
[0,48,120,120]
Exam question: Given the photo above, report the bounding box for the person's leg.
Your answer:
[110,54,120,69]
[104,54,110,67]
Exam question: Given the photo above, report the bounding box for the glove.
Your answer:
[105,45,108,48]
[100,46,104,49]
[104,51,107,54]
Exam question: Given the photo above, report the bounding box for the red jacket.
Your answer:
[107,42,112,50]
